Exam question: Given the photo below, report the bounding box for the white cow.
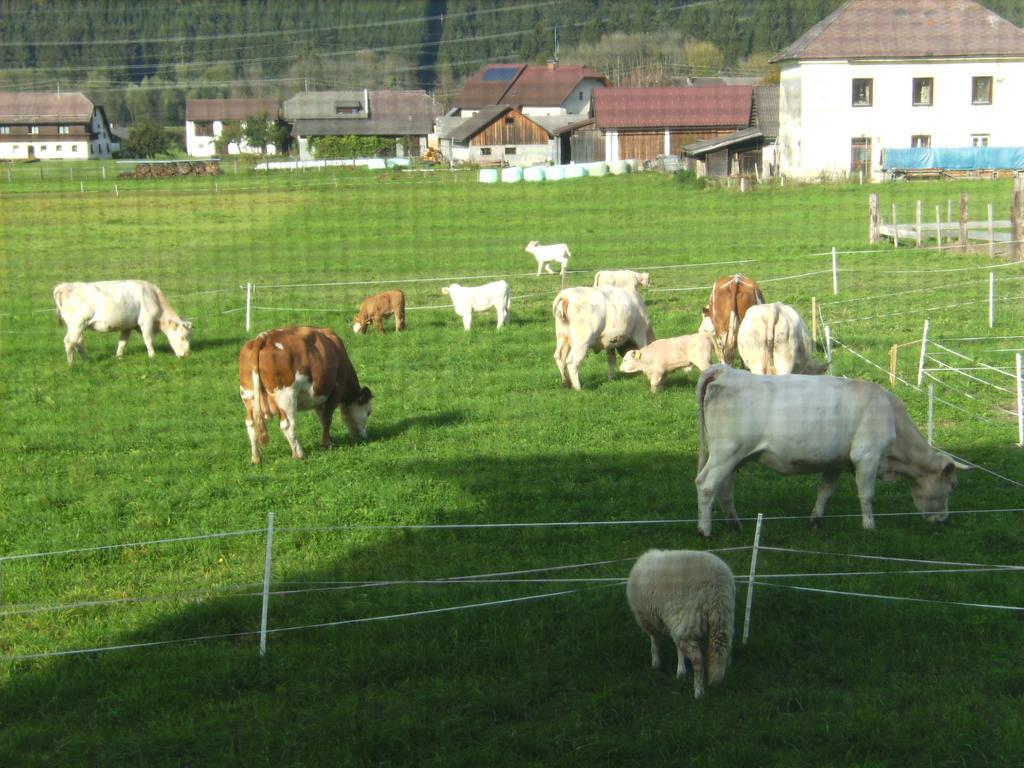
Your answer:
[441,281,510,330]
[593,269,650,292]
[526,241,570,276]
[53,280,192,365]
[553,285,654,391]
[737,302,829,375]
[619,331,715,392]
[694,365,969,537]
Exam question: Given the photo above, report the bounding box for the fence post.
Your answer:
[811,296,818,343]
[988,203,995,258]
[1012,177,1023,262]
[935,204,942,245]
[824,325,832,370]
[1016,353,1023,447]
[989,272,995,328]
[742,513,764,645]
[79,181,84,194]
[259,512,276,657]
[917,319,930,387]
[959,192,968,251]
[831,247,838,295]
[102,165,106,181]
[869,193,879,243]
[892,203,900,247]
[245,283,252,333]
[915,199,922,247]
[889,344,898,387]
[928,383,935,445]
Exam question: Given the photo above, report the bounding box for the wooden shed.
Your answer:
[443,106,554,166]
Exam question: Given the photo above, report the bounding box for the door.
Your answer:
[850,138,871,176]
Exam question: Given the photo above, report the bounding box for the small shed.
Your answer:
[442,105,554,166]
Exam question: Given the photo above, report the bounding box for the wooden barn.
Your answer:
[593,86,754,166]
[443,106,554,166]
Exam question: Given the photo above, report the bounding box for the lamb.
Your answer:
[619,331,715,392]
[352,289,406,334]
[441,280,510,330]
[626,549,735,699]
[593,269,651,292]
[525,240,570,276]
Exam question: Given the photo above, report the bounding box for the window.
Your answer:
[852,78,873,106]
[972,76,993,105]
[58,125,70,134]
[912,78,933,106]
[72,145,79,152]
[29,125,39,134]
[504,117,514,125]
[40,145,46,151]
[480,147,492,156]
[504,147,516,155]
[335,104,360,115]
[911,135,931,148]
[850,137,872,175]
[194,121,214,137]
[0,126,9,134]
[972,134,990,147]
[578,91,584,100]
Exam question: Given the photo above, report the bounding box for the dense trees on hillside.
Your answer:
[1,0,1021,126]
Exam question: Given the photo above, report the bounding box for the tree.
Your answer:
[242,111,288,156]
[214,121,244,156]
[122,120,173,158]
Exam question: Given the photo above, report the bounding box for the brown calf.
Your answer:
[700,274,765,366]
[238,326,373,464]
[352,290,406,334]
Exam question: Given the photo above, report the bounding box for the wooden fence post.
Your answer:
[811,296,818,343]
[889,344,898,387]
[935,204,942,246]
[959,192,969,251]
[916,199,923,247]
[1012,176,1023,262]
[892,203,900,247]
[869,193,879,243]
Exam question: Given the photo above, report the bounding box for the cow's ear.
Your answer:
[359,386,373,404]
[944,460,971,475]
[167,318,178,329]
[702,307,710,317]
[633,351,642,361]
[182,320,193,330]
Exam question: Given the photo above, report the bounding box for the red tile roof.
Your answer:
[456,63,609,109]
[594,86,753,130]
[772,0,1024,62]
[0,92,94,122]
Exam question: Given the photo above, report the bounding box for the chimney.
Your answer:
[546,59,558,70]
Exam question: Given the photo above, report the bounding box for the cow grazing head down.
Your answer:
[341,386,374,439]
[909,459,970,522]
[352,320,366,334]
[162,317,193,357]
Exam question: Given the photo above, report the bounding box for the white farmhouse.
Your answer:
[771,0,1024,181]
[185,98,279,158]
[0,92,117,160]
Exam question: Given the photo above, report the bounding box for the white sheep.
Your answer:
[525,240,570,276]
[626,549,735,699]
[441,280,510,330]
[593,269,651,292]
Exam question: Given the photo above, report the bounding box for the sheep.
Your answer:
[593,269,651,292]
[525,240,570,276]
[626,549,735,699]
[441,280,510,330]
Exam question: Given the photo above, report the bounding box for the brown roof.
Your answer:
[594,86,753,130]
[456,63,609,109]
[0,92,94,123]
[186,98,279,121]
[772,0,1024,62]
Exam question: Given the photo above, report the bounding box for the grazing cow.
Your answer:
[593,269,651,292]
[701,274,765,365]
[441,281,510,330]
[525,241,570,276]
[553,285,654,391]
[53,279,192,365]
[238,326,373,464]
[619,331,715,392]
[736,302,829,376]
[352,289,406,334]
[694,365,969,537]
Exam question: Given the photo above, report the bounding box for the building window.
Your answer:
[972,134,990,147]
[72,145,79,152]
[504,146,516,155]
[58,125,70,134]
[578,91,584,100]
[480,147,492,156]
[912,78,933,106]
[29,125,39,134]
[504,117,514,125]
[852,78,873,106]
[40,145,47,151]
[911,135,931,148]
[56,144,62,151]
[972,76,993,105]
[335,105,360,115]
[0,126,9,134]
[850,137,872,175]
[194,121,214,137]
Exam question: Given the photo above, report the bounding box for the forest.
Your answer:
[1,0,1022,126]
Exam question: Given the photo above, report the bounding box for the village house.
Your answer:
[0,92,116,161]
[282,89,440,162]
[185,98,280,157]
[683,85,780,178]
[771,0,1024,181]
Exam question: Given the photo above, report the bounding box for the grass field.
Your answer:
[1,165,1023,767]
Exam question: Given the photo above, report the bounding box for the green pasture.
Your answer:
[1,166,1022,767]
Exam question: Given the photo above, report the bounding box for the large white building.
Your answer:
[185,98,280,157]
[0,92,117,160]
[771,0,1024,181]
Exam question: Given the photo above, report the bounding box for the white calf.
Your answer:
[593,269,651,292]
[526,241,570,276]
[441,281,510,330]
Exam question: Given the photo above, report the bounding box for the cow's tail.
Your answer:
[53,284,68,327]
[762,305,778,375]
[553,294,570,324]
[697,365,726,471]
[249,335,270,446]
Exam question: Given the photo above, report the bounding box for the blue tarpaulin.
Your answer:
[883,147,1024,170]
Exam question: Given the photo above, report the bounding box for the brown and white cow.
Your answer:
[700,274,765,365]
[736,302,829,376]
[53,280,192,365]
[352,289,406,334]
[238,326,372,464]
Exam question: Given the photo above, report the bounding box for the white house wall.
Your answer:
[778,57,1024,180]
[187,119,277,158]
